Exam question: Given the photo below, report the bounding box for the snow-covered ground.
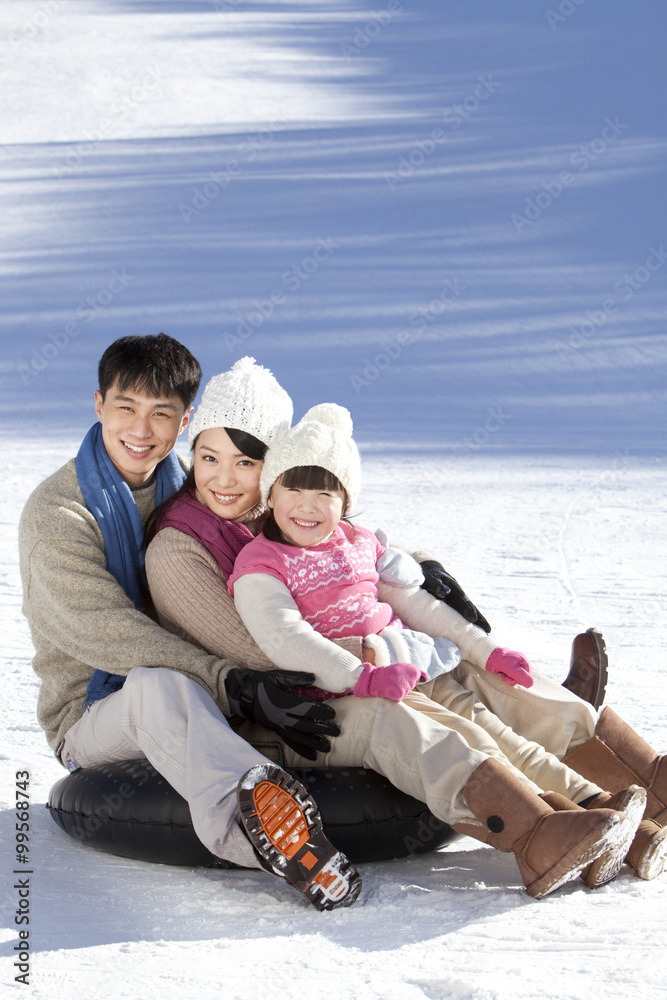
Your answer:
[1,1,666,998]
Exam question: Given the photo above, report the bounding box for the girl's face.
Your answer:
[268,480,346,547]
[193,427,263,520]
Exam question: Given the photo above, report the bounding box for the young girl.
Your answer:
[227,402,533,703]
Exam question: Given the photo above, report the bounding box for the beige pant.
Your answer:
[61,664,601,867]
[280,678,600,824]
[60,667,267,870]
[434,660,598,757]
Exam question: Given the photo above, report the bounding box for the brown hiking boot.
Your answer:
[542,786,645,887]
[237,765,362,911]
[453,758,625,899]
[562,628,608,709]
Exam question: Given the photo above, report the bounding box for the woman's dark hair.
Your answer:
[262,465,350,545]
[143,427,267,547]
[98,333,202,408]
[224,426,268,462]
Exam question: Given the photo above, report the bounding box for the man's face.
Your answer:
[94,380,191,487]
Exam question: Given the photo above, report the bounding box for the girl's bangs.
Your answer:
[278,465,344,493]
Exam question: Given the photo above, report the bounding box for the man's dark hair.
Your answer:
[98,333,202,408]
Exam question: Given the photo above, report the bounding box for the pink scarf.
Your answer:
[157,489,254,579]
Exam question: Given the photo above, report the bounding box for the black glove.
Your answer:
[419,559,491,634]
[224,667,340,761]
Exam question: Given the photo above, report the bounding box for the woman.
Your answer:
[145,359,663,897]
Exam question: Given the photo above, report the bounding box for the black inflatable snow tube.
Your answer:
[47,759,458,866]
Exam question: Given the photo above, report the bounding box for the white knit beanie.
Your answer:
[188,357,293,447]
[260,403,361,513]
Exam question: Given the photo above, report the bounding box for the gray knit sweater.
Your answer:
[19,458,243,755]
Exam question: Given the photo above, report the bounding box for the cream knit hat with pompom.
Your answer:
[260,402,361,512]
[188,357,293,447]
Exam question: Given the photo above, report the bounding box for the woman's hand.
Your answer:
[486,648,534,688]
[420,559,491,633]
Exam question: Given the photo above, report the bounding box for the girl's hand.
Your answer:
[353,662,427,701]
[486,648,534,688]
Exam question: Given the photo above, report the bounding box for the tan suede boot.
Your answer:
[541,786,645,888]
[588,789,667,881]
[563,707,667,821]
[452,758,625,899]
[563,706,667,879]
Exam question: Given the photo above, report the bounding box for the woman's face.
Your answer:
[193,427,263,520]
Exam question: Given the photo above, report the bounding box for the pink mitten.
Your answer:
[486,647,534,688]
[353,662,427,701]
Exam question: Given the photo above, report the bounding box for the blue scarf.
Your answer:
[75,422,186,709]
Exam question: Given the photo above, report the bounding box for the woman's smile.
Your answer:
[193,427,263,520]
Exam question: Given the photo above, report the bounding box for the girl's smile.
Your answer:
[268,481,345,547]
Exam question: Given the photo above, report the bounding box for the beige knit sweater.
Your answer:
[19,459,246,755]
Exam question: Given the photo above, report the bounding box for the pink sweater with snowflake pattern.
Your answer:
[227,522,397,639]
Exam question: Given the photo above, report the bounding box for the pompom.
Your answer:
[301,403,353,437]
[231,356,258,373]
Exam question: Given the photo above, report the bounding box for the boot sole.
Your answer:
[583,785,646,888]
[635,823,667,880]
[585,628,608,711]
[526,811,624,899]
[237,765,362,911]
[563,627,608,709]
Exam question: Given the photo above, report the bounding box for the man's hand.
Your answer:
[225,668,340,761]
[419,559,491,633]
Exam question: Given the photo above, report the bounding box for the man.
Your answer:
[19,333,360,911]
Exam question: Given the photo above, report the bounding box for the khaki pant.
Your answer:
[280,674,600,821]
[61,664,601,867]
[61,667,267,870]
[434,659,598,757]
